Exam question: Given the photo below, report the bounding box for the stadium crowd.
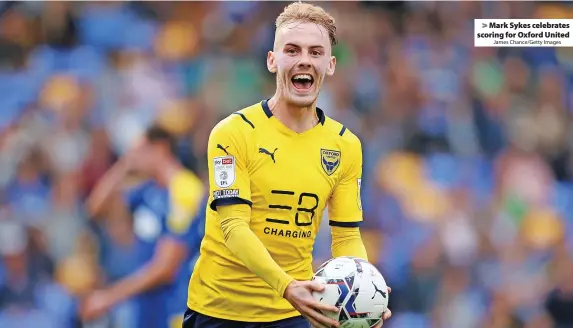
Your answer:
[1,1,573,328]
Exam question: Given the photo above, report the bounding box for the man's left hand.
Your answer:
[374,287,392,327]
[80,289,115,322]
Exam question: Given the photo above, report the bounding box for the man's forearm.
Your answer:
[106,238,184,305]
[106,264,168,305]
[219,204,294,297]
[331,226,368,260]
[86,161,130,218]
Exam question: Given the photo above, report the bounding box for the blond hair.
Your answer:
[275,2,337,47]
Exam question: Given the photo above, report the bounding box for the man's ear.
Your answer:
[267,51,277,73]
[326,56,336,76]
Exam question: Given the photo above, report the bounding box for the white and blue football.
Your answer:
[312,256,389,328]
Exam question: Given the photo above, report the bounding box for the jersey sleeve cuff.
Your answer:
[328,220,362,228]
[210,197,253,211]
[277,275,295,298]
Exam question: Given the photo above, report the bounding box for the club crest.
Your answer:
[321,149,341,176]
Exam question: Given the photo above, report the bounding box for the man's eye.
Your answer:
[311,51,322,56]
[287,48,297,54]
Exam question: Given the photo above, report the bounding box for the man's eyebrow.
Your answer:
[283,43,325,49]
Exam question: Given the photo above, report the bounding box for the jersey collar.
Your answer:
[261,99,326,125]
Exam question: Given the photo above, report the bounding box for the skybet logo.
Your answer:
[214,158,233,165]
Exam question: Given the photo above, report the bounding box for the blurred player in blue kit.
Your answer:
[82,126,206,328]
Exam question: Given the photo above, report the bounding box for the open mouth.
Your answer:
[291,74,314,91]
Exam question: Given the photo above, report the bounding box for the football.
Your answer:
[312,256,389,328]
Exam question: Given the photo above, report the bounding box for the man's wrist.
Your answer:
[280,277,296,298]
[116,157,132,171]
[104,284,124,306]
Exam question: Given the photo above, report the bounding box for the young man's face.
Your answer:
[268,21,336,108]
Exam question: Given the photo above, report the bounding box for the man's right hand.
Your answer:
[120,140,149,170]
[283,280,341,328]
[86,140,149,218]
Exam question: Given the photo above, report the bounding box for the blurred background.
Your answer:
[1,1,573,328]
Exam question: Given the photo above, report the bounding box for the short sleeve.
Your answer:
[207,119,252,211]
[165,171,206,241]
[327,136,363,227]
[124,182,148,214]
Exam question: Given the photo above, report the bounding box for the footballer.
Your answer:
[184,2,392,328]
[83,126,206,328]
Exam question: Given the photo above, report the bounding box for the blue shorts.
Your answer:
[182,309,310,328]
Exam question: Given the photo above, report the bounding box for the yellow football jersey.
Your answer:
[187,100,363,322]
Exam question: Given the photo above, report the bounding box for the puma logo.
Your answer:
[259,147,278,163]
[371,281,386,299]
[217,144,230,155]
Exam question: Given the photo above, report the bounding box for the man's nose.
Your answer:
[297,51,312,68]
